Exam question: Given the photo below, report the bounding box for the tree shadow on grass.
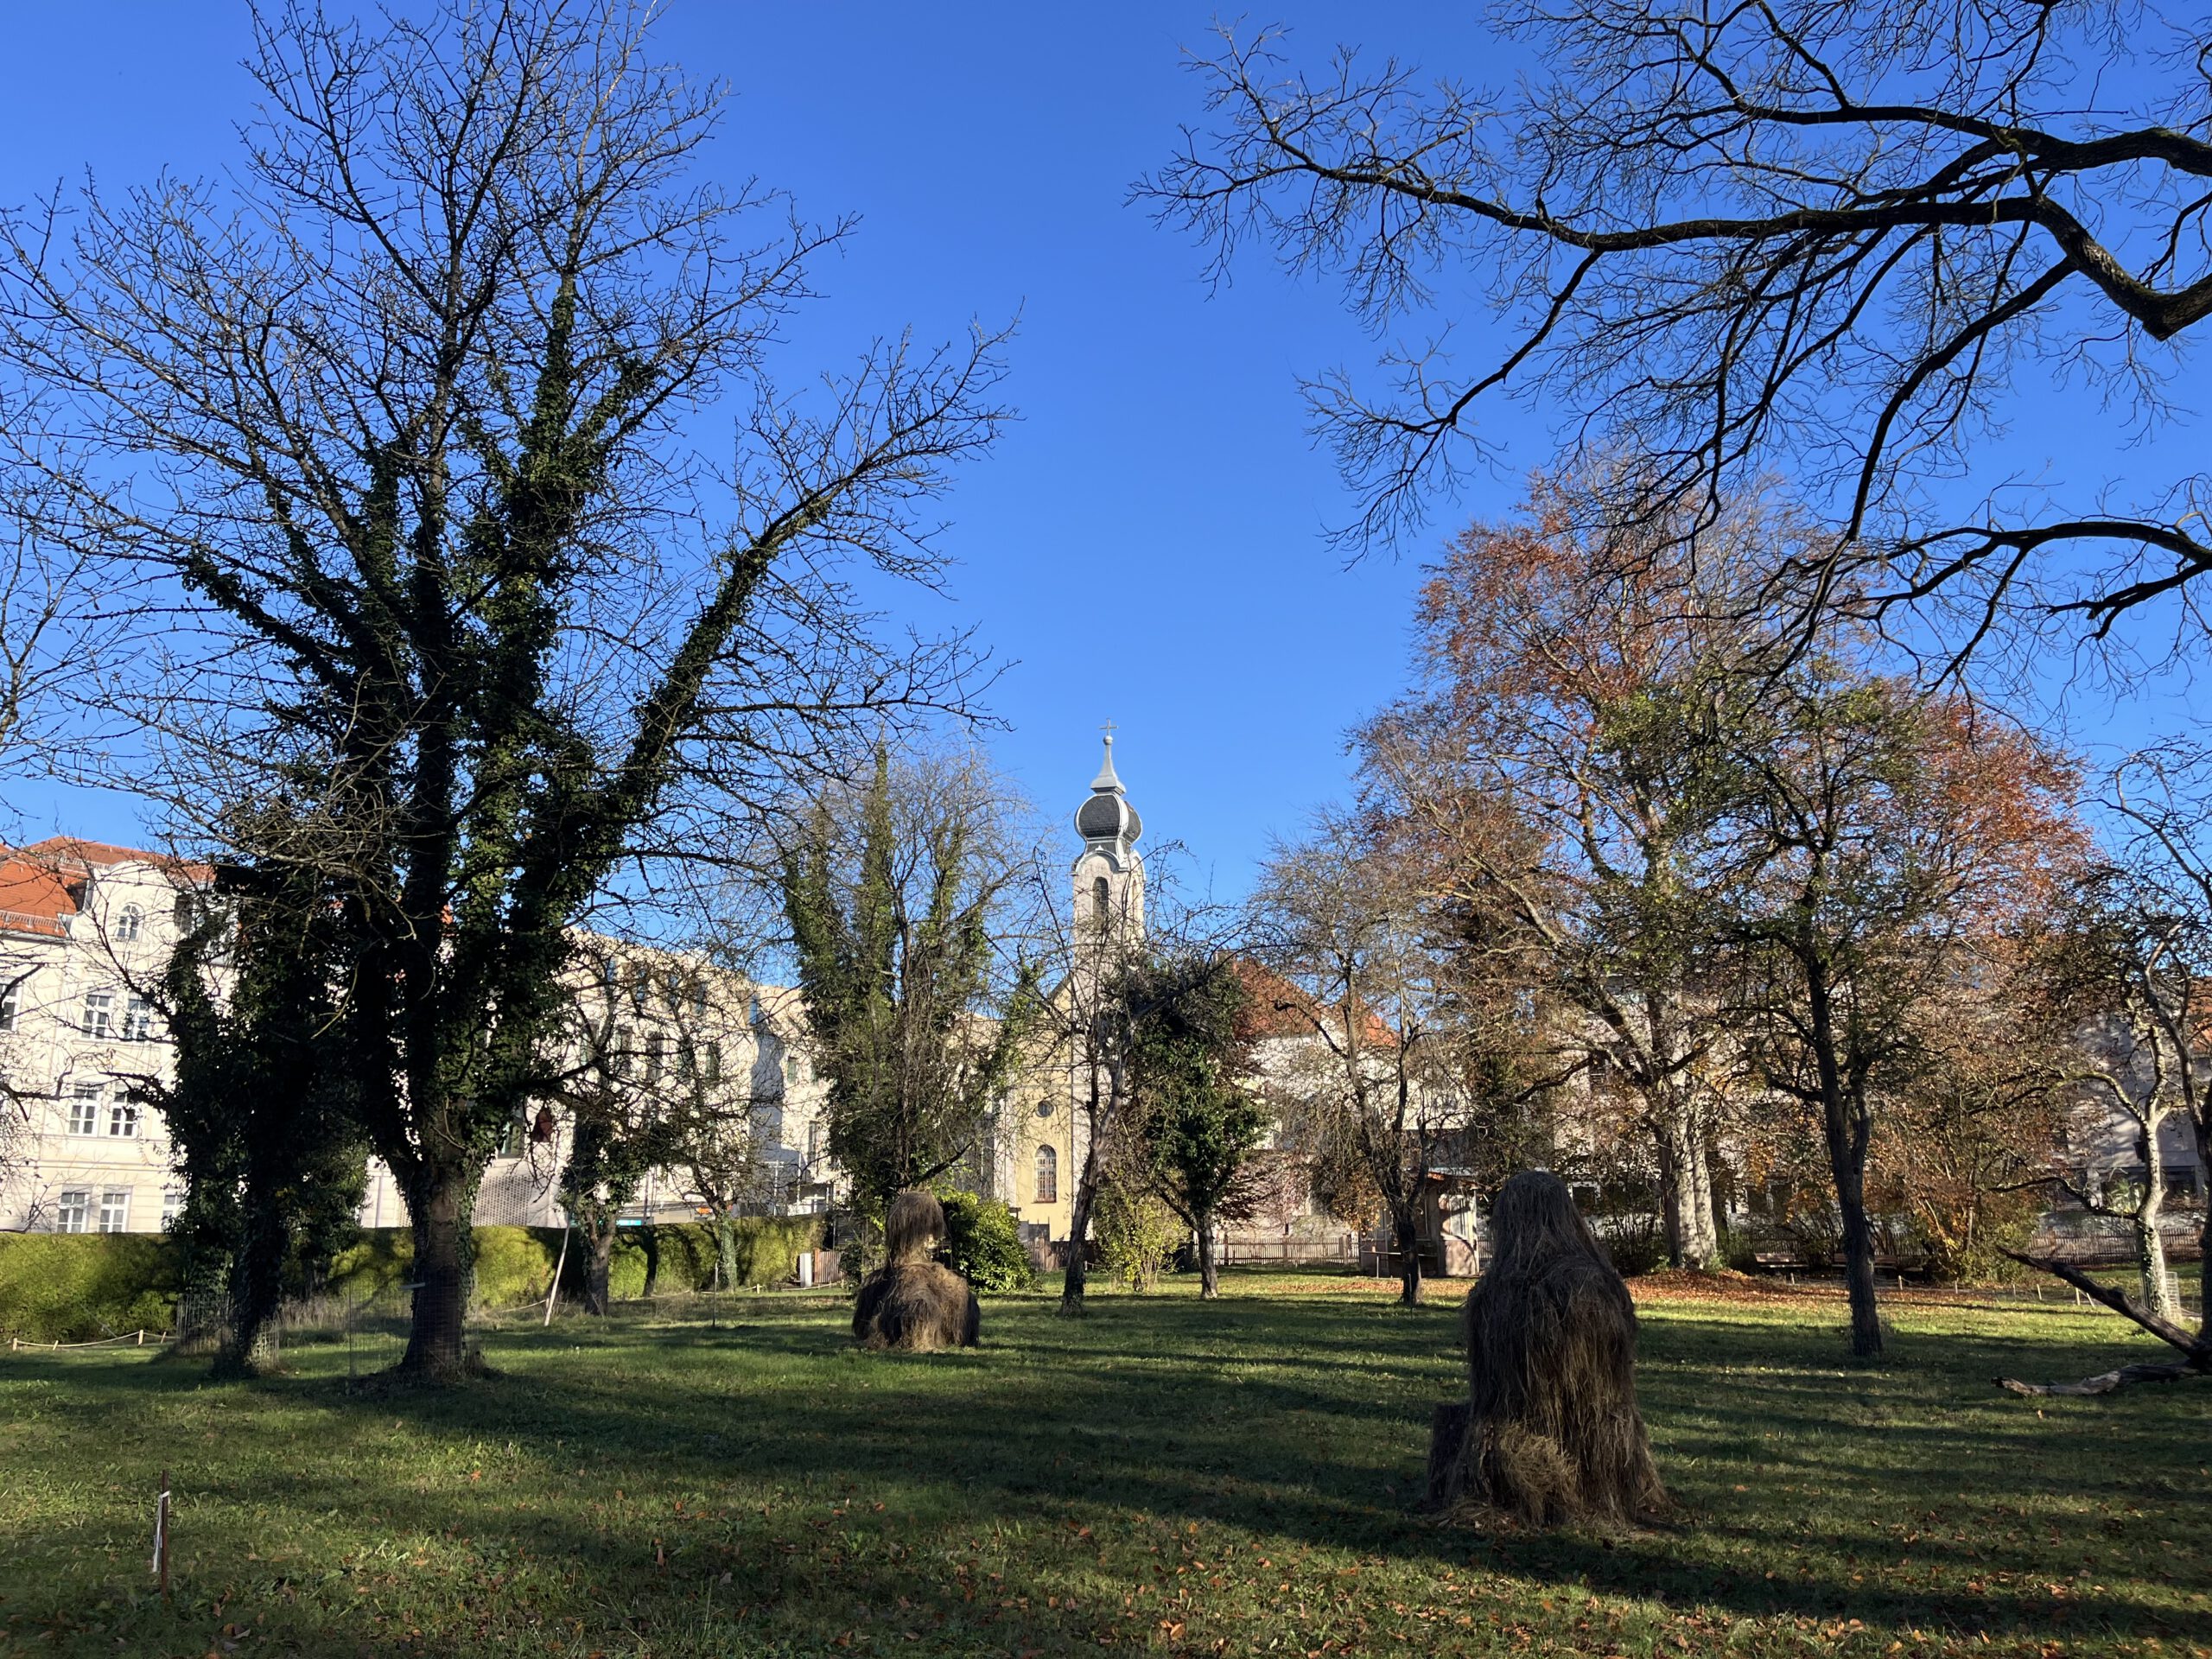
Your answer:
[3,1299,2204,1654]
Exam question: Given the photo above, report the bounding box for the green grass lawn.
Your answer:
[2,1275,2205,1658]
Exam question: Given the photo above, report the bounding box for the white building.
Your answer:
[0,836,839,1236]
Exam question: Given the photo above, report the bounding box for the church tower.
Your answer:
[1071,729,1144,950]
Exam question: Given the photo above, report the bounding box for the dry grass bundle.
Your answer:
[884,1189,946,1264]
[853,1188,981,1352]
[1427,1170,1666,1528]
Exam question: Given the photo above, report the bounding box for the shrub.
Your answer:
[1096,1184,1180,1292]
[1592,1212,1667,1277]
[938,1190,1034,1293]
[0,1233,185,1343]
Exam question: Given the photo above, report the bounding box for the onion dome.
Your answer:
[1074,733,1141,851]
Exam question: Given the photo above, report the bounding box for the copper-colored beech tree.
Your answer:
[1719,671,2080,1357]
[1361,478,1775,1270]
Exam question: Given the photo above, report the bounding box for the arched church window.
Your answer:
[1091,875,1110,927]
[1034,1143,1058,1205]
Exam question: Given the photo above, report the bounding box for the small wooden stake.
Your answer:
[152,1468,171,1601]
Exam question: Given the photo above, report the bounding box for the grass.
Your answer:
[1,1274,2205,1658]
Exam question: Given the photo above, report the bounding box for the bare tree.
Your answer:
[1149,7,2212,661]
[1248,810,1474,1306]
[0,1,1007,1380]
[2093,748,2212,1339]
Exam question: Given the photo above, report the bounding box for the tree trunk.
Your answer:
[1395,1208,1425,1306]
[712,1210,739,1291]
[1196,1208,1220,1300]
[2133,1205,2179,1325]
[398,1164,476,1380]
[1652,1102,1719,1270]
[1820,1090,1882,1359]
[213,1196,288,1379]
[2199,1204,2212,1346]
[1060,1148,1097,1314]
[639,1221,662,1299]
[583,1220,616,1316]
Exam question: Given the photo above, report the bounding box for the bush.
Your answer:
[0,1233,186,1343]
[937,1190,1034,1293]
[1592,1212,1667,1277]
[1096,1185,1180,1292]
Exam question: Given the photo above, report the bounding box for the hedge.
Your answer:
[0,1215,830,1342]
[0,1233,186,1344]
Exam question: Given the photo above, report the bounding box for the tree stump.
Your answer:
[853,1189,981,1352]
[1428,1170,1664,1527]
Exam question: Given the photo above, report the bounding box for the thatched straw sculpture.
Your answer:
[1426,1170,1665,1527]
[852,1189,981,1352]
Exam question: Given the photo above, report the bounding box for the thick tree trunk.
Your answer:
[1395,1208,1425,1306]
[398,1165,476,1380]
[213,1198,289,1379]
[1652,1103,1720,1271]
[582,1220,616,1316]
[1196,1209,1219,1300]
[639,1221,661,1299]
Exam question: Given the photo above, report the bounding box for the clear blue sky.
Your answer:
[1,4,2196,890]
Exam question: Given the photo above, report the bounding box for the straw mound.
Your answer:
[1425,1171,1666,1528]
[853,1188,982,1352]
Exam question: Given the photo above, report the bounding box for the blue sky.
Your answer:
[2,4,2199,893]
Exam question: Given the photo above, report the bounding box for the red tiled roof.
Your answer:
[0,837,210,940]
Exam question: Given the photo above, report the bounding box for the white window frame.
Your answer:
[55,1190,91,1233]
[0,972,22,1032]
[81,989,114,1039]
[122,994,154,1042]
[106,1097,142,1138]
[97,1188,130,1232]
[115,905,143,943]
[67,1083,101,1136]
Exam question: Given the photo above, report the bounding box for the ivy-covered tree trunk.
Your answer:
[0,0,1007,1391]
[401,1164,480,1380]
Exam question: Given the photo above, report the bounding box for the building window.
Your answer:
[702,1040,722,1084]
[67,1083,101,1136]
[115,905,143,943]
[690,977,709,1016]
[55,1190,92,1233]
[161,1188,185,1229]
[644,1030,667,1081]
[675,1040,696,1083]
[0,974,21,1032]
[82,990,114,1039]
[107,1096,142,1138]
[806,1120,823,1166]
[1091,875,1110,927]
[123,994,153,1042]
[607,1027,631,1079]
[1034,1144,1058,1205]
[97,1189,131,1232]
